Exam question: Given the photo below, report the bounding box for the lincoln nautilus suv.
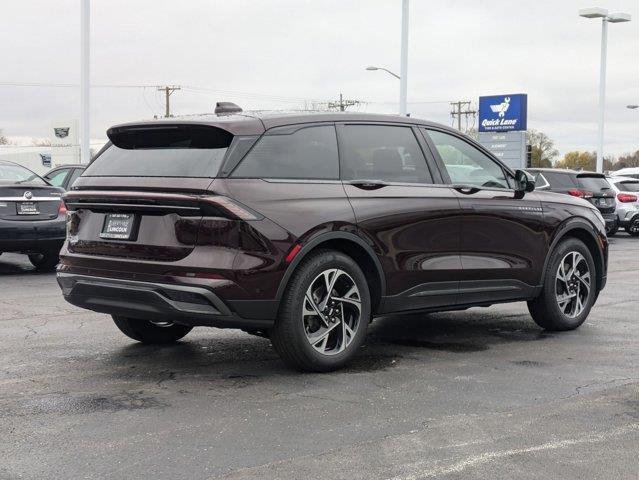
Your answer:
[57,109,608,371]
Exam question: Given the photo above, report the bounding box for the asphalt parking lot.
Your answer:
[1,236,638,480]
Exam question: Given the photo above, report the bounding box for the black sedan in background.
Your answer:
[0,160,66,271]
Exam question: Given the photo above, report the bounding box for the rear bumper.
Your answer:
[0,218,65,252]
[601,213,617,229]
[57,273,275,330]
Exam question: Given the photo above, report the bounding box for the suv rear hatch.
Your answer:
[575,173,616,213]
[65,124,237,262]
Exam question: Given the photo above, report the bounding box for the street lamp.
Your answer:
[366,66,401,79]
[579,7,631,173]
[627,105,639,109]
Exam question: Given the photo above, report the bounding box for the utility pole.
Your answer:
[450,100,476,133]
[157,85,181,117]
[399,0,409,116]
[326,93,362,112]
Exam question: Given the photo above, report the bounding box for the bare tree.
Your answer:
[0,129,10,145]
[526,129,559,168]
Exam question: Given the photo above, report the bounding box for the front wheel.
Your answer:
[528,238,597,331]
[270,249,371,372]
[111,315,192,344]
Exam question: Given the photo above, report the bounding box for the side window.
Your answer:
[67,168,84,188]
[426,129,510,189]
[544,172,576,189]
[44,168,70,187]
[531,171,550,189]
[232,125,338,179]
[340,125,432,183]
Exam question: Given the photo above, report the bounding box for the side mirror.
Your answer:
[515,169,535,194]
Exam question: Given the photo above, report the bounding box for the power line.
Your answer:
[325,93,363,112]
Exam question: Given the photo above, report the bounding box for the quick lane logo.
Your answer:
[490,97,510,118]
[478,94,527,132]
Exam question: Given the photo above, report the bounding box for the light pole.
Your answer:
[365,0,409,116]
[579,7,631,173]
[627,105,639,110]
[80,0,90,164]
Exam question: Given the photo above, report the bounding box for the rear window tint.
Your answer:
[232,125,338,179]
[615,181,639,192]
[577,176,611,192]
[84,126,232,178]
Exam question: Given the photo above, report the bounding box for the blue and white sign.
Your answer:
[478,93,527,132]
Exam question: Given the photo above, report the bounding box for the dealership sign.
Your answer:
[478,94,527,132]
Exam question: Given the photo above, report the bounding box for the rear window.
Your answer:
[615,181,639,192]
[577,175,611,192]
[84,125,232,177]
[0,162,47,185]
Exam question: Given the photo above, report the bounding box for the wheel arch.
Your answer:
[541,219,605,293]
[275,232,386,314]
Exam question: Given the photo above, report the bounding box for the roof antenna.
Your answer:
[214,102,242,116]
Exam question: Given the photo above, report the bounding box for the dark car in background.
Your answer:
[43,164,86,190]
[0,160,66,270]
[57,111,608,371]
[527,168,617,233]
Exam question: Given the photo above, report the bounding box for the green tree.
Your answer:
[526,129,559,167]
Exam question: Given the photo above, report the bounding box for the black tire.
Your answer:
[607,224,618,236]
[528,238,597,331]
[270,249,371,372]
[111,315,192,344]
[28,250,59,271]
[625,225,639,236]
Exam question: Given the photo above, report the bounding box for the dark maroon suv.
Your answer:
[57,111,608,371]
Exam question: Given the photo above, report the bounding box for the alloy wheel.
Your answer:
[302,268,361,355]
[555,251,591,318]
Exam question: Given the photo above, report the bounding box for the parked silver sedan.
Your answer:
[607,175,639,236]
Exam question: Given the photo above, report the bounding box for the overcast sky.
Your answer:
[2,0,638,157]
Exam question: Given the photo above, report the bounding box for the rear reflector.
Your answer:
[58,200,67,216]
[285,244,302,263]
[617,193,638,203]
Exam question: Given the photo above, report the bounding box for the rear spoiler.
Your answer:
[106,124,233,150]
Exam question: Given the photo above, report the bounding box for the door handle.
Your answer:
[452,185,480,195]
[348,180,388,190]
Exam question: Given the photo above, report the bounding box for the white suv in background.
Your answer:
[607,176,639,236]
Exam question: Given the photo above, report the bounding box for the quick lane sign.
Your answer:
[478,94,527,132]
[477,131,526,170]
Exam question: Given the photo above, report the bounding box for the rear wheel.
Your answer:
[111,315,192,344]
[270,249,371,372]
[528,238,596,331]
[28,250,59,271]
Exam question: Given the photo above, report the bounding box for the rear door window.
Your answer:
[232,125,338,179]
[339,125,433,183]
[45,168,71,187]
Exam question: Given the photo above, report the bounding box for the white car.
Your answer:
[610,167,639,180]
[607,175,639,236]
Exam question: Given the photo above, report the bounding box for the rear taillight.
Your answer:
[58,200,67,216]
[568,189,593,199]
[204,196,260,221]
[617,193,638,203]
